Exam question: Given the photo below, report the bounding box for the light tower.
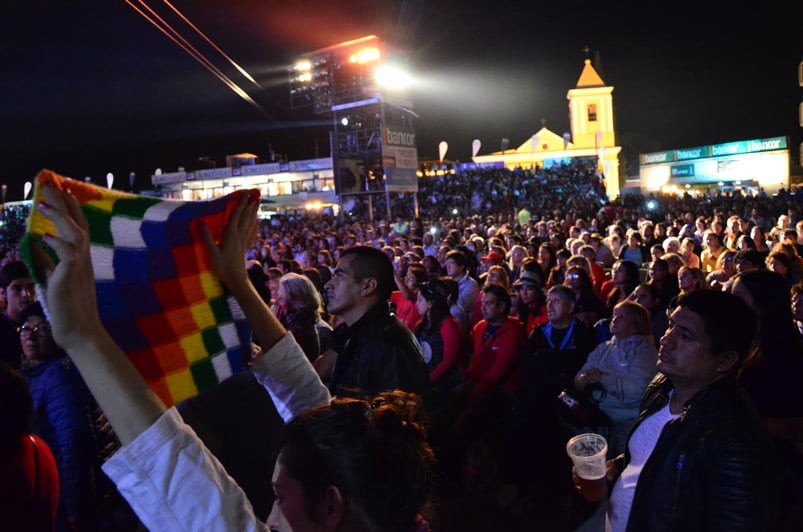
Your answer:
[288,36,418,220]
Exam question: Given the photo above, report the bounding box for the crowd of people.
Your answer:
[4,160,803,530]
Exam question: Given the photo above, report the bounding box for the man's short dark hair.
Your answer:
[676,291,757,367]
[482,284,512,316]
[0,261,31,289]
[340,246,395,301]
[20,301,46,324]
[445,250,468,268]
[734,249,765,271]
[579,245,596,257]
[547,285,576,305]
[651,258,669,273]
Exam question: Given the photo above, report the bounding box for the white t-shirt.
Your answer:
[607,401,680,532]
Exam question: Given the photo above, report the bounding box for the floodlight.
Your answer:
[349,47,380,65]
[375,65,411,89]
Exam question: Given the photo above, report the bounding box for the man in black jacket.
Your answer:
[584,290,779,531]
[325,246,431,406]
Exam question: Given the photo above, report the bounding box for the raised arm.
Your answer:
[31,184,165,445]
[200,191,330,420]
[200,190,286,352]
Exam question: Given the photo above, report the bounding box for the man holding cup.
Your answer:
[575,290,779,530]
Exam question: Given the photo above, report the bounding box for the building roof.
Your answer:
[576,59,605,88]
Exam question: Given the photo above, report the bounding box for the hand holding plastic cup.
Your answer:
[567,432,608,502]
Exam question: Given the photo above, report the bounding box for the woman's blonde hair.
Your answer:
[614,300,652,337]
[279,272,323,316]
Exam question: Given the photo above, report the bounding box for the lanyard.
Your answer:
[543,319,576,351]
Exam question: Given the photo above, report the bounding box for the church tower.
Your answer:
[568,58,616,149]
[567,58,621,198]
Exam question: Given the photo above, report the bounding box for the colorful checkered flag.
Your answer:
[21,169,254,406]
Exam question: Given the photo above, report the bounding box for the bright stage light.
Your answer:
[294,60,312,71]
[349,47,380,65]
[375,64,411,89]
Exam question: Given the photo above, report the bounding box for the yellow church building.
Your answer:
[472,58,622,199]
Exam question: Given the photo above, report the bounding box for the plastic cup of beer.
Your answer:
[566,432,608,502]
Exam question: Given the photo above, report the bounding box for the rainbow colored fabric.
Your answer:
[21,169,255,406]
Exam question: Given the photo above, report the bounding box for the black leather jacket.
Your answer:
[620,374,778,531]
[329,301,431,406]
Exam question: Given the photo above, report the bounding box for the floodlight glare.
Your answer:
[375,65,411,89]
[340,117,349,127]
[295,60,312,71]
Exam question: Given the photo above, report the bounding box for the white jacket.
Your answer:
[102,334,330,531]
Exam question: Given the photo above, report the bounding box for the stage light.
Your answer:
[340,117,349,127]
[375,64,411,89]
[294,60,312,72]
[349,47,380,65]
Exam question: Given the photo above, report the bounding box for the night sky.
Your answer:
[2,1,801,200]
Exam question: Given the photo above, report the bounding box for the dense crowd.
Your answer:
[4,160,803,531]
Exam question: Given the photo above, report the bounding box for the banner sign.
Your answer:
[641,136,787,165]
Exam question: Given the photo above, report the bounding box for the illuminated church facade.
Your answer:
[472,58,622,199]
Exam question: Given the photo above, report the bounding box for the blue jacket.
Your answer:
[24,354,98,526]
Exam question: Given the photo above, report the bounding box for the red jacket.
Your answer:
[467,316,525,401]
[1,434,60,531]
[391,291,420,331]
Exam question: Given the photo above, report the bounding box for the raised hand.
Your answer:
[201,189,260,292]
[29,183,104,351]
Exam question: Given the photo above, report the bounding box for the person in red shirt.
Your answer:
[390,266,427,331]
[431,284,526,492]
[466,284,526,403]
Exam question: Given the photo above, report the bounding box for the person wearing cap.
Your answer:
[479,250,507,288]
[513,262,547,336]
[480,250,503,268]
[0,261,36,368]
[590,233,615,268]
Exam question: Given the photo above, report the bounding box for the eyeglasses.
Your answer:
[566,273,581,280]
[18,323,51,337]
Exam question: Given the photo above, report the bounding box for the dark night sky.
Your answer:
[2,1,801,200]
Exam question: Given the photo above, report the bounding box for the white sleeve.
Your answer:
[249,333,332,423]
[102,408,268,532]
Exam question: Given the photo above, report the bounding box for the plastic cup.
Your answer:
[566,433,608,502]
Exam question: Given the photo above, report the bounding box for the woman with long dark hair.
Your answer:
[537,242,557,275]
[415,280,463,407]
[564,265,603,328]
[605,260,641,317]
